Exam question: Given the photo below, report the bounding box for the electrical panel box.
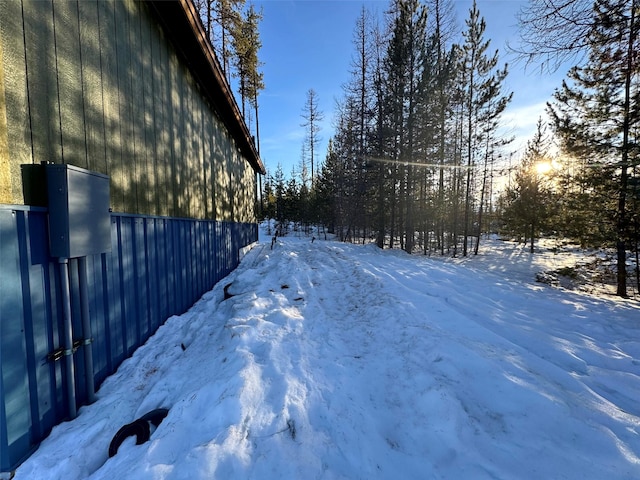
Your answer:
[46,164,111,258]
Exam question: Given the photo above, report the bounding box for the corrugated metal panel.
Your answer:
[0,206,257,471]
[0,208,33,467]
[0,207,63,469]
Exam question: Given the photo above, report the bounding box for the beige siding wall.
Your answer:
[0,34,11,203]
[0,0,256,222]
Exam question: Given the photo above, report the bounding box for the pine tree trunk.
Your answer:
[254,95,260,154]
[530,219,535,254]
[474,167,486,255]
[376,172,385,248]
[451,103,463,257]
[635,230,639,296]
[462,163,472,256]
[405,164,414,253]
[463,58,474,257]
[474,141,491,255]
[615,1,636,297]
[375,106,385,248]
[434,0,447,255]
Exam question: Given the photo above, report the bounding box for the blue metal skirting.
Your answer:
[0,206,257,472]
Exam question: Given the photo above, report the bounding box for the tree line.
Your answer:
[260,0,639,297]
[263,0,513,255]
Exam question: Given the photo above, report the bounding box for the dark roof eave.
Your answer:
[146,0,265,175]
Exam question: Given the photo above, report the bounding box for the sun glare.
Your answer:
[535,161,553,175]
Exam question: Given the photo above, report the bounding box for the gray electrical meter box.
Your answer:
[46,164,112,258]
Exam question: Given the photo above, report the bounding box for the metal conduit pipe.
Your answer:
[78,256,96,404]
[59,258,77,419]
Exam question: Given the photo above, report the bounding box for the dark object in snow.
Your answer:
[108,408,169,457]
[181,343,186,351]
[271,235,277,249]
[281,284,289,289]
[311,236,316,243]
[286,418,296,440]
[108,419,150,457]
[223,283,234,300]
[139,408,169,427]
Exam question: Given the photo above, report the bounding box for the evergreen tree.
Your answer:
[285,169,300,228]
[193,0,216,39]
[231,4,264,122]
[553,157,617,247]
[501,119,556,252]
[458,0,511,256]
[300,89,324,188]
[332,102,361,241]
[195,0,264,147]
[273,163,286,232]
[314,139,342,235]
[346,6,376,160]
[426,0,458,254]
[261,169,276,220]
[548,0,639,296]
[215,0,246,82]
[194,0,245,82]
[342,6,377,243]
[382,0,429,252]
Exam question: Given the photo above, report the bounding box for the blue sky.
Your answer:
[249,0,570,178]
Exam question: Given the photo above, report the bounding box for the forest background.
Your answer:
[193,0,639,298]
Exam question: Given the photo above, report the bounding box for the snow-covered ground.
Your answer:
[15,232,640,479]
[445,236,638,299]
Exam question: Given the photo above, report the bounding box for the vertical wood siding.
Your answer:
[0,206,257,471]
[0,0,257,221]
